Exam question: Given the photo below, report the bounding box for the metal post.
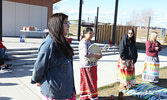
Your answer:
[112,0,119,44]
[147,16,151,41]
[0,0,2,41]
[87,17,89,23]
[95,7,99,42]
[77,0,83,41]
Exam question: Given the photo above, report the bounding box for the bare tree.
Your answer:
[128,11,140,26]
[140,9,153,27]
[128,9,153,27]
[126,21,133,26]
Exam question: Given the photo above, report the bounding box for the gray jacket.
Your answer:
[31,35,75,99]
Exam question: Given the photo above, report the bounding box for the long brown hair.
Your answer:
[48,13,74,58]
[127,28,136,44]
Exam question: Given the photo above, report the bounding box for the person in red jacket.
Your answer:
[0,40,7,50]
[0,40,10,60]
[0,40,12,71]
[142,31,162,84]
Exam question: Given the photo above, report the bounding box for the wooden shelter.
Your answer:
[2,0,61,37]
[5,0,61,21]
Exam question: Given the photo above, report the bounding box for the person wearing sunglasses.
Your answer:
[117,29,138,90]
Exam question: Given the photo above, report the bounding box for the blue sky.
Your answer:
[53,0,167,28]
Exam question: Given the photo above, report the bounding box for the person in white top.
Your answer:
[78,27,102,100]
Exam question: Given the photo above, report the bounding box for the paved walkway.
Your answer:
[0,37,167,100]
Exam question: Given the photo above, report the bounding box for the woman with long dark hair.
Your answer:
[31,13,75,100]
[117,29,138,90]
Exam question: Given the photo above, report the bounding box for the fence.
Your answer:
[96,25,137,44]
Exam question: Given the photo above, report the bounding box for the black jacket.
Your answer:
[119,35,138,63]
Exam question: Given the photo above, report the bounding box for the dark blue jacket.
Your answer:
[119,34,138,63]
[31,35,75,99]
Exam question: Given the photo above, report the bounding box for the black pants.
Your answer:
[0,59,4,65]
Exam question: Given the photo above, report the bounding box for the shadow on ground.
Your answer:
[99,96,143,100]
[0,47,37,79]
[156,78,167,88]
[0,97,12,100]
[0,82,18,86]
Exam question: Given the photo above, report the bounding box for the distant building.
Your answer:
[2,0,60,37]
[70,20,85,25]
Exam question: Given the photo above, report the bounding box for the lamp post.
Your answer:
[0,0,2,41]
[112,0,119,44]
[77,0,83,41]
[94,7,99,42]
[147,16,151,41]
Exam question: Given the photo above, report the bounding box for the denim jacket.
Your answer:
[31,35,75,99]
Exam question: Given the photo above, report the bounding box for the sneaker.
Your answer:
[7,64,12,67]
[1,64,12,70]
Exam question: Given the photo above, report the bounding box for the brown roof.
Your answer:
[53,0,61,4]
[6,0,61,5]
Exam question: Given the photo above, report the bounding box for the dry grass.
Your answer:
[69,24,85,39]
[136,28,167,50]
[69,26,167,50]
[69,25,167,44]
[136,28,167,43]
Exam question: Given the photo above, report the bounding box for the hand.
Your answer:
[36,83,40,87]
[122,60,126,64]
[96,53,102,59]
[85,53,102,59]
[155,47,159,51]
[85,54,94,58]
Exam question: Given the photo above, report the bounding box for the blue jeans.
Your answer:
[0,48,5,65]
